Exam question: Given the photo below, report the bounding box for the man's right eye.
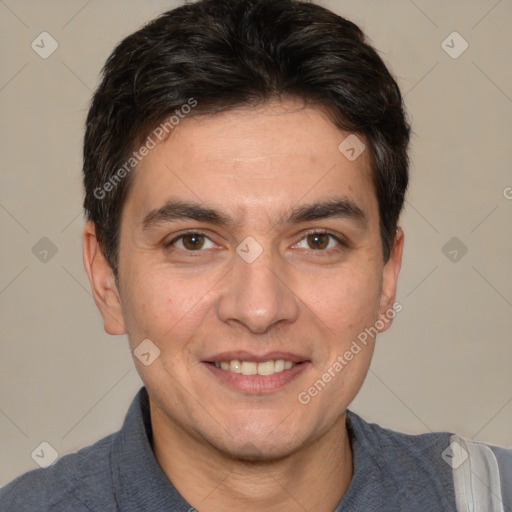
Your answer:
[165,232,216,251]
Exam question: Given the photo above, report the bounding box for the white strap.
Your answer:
[450,434,505,512]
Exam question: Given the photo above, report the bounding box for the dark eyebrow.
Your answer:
[141,200,237,231]
[141,197,367,232]
[282,197,367,228]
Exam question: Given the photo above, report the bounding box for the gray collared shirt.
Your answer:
[1,387,510,511]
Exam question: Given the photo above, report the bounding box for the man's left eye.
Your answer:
[295,232,344,251]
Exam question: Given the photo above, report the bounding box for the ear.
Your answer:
[82,221,126,335]
[377,226,404,333]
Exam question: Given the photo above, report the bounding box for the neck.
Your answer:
[150,403,353,512]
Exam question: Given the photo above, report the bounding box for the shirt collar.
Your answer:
[111,387,194,511]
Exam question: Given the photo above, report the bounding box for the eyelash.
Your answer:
[164,230,348,254]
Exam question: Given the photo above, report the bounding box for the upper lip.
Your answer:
[203,351,310,364]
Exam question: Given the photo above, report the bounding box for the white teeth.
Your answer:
[230,360,242,373]
[274,359,285,373]
[257,361,275,376]
[241,361,258,375]
[214,359,298,375]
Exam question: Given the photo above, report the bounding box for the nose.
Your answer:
[216,244,300,334]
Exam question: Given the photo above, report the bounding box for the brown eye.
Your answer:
[166,232,215,251]
[306,233,330,250]
[180,233,205,250]
[294,231,346,253]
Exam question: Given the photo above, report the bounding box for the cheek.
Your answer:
[310,262,382,334]
[121,264,217,347]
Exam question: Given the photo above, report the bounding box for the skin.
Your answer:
[83,99,404,512]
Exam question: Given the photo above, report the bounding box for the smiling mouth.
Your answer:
[207,359,303,376]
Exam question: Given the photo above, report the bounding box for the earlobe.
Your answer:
[82,221,126,335]
[377,227,404,333]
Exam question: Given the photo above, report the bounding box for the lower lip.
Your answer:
[202,362,310,394]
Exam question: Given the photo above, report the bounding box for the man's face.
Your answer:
[92,100,402,459]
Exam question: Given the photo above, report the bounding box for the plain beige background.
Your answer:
[1,0,511,486]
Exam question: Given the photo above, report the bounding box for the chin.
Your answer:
[208,420,308,461]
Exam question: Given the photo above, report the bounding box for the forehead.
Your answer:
[124,101,377,227]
